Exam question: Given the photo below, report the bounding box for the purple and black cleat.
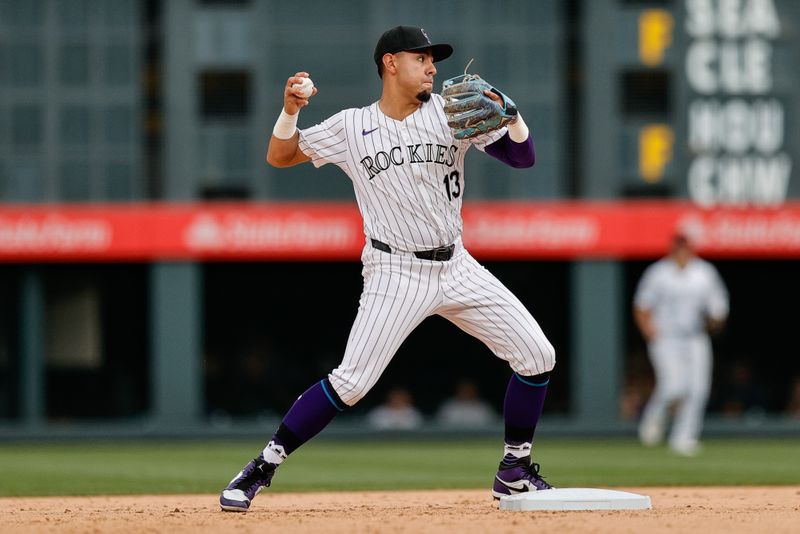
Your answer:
[219,455,277,512]
[492,456,553,499]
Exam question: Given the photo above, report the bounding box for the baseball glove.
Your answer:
[441,74,518,140]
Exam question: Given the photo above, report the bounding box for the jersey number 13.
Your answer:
[442,170,461,201]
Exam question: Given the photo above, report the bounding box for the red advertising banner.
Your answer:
[1,201,799,261]
[462,201,800,259]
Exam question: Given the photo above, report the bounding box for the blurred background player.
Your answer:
[633,233,729,456]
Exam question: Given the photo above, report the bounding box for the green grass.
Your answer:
[0,438,798,497]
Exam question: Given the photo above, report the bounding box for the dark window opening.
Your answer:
[199,70,251,118]
[620,70,671,115]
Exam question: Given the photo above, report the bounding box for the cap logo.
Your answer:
[420,28,431,44]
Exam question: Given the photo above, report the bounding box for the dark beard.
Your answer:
[416,90,432,103]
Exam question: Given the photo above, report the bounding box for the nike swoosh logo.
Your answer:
[496,476,533,491]
[362,127,379,136]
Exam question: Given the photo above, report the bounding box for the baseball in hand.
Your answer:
[292,77,314,98]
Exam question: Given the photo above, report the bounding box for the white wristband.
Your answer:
[507,112,529,143]
[272,108,299,140]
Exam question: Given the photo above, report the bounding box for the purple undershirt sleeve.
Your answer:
[484,132,536,168]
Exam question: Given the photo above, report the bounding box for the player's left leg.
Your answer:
[669,335,712,456]
[437,251,556,497]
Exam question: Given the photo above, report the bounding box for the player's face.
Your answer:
[672,243,694,268]
[670,234,694,268]
[394,50,437,102]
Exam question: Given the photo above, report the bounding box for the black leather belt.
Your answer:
[371,239,454,261]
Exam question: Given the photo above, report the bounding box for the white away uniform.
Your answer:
[634,257,729,452]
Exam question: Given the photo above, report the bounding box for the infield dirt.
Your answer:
[2,486,798,533]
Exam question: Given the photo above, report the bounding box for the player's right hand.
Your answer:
[284,72,317,115]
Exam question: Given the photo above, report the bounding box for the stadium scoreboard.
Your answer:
[618,0,798,206]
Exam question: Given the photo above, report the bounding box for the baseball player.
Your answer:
[220,25,556,512]
[634,233,729,456]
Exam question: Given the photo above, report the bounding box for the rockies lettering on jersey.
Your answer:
[297,93,505,251]
[360,144,459,179]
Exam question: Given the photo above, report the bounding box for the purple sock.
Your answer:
[503,372,550,449]
[269,378,346,457]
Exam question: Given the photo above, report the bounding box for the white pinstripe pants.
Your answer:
[329,240,556,406]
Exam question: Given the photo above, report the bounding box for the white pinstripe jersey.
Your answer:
[298,93,506,252]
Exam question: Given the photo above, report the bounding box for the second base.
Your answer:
[499,488,652,511]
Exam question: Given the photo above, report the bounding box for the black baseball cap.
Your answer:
[672,232,693,249]
[373,26,453,73]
